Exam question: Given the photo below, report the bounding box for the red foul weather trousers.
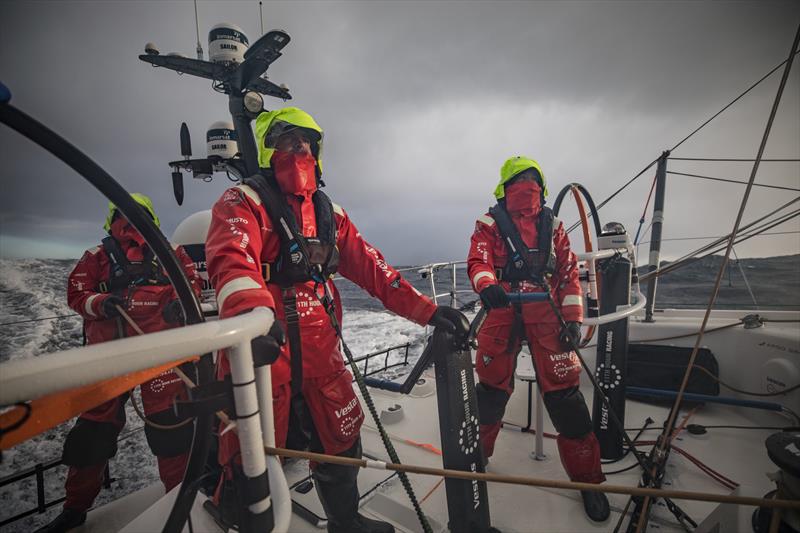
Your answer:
[475,306,604,484]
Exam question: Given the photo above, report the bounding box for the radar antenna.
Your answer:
[193,0,203,60]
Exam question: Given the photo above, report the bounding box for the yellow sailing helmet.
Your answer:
[104,193,160,232]
[255,107,324,171]
[494,156,548,200]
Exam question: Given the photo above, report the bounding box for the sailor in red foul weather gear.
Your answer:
[205,107,467,533]
[37,193,202,533]
[468,157,610,522]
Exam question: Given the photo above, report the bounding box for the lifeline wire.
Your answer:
[632,23,800,533]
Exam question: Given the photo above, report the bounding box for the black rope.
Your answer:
[0,100,211,533]
[314,283,432,533]
[666,170,800,192]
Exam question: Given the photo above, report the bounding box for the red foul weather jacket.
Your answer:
[467,206,584,325]
[205,184,438,386]
[67,237,202,416]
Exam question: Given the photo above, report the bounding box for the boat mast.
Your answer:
[644,151,669,322]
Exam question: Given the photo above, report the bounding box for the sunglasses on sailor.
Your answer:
[273,130,312,154]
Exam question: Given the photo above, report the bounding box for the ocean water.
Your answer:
[0,255,797,531]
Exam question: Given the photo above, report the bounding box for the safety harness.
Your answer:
[99,236,171,294]
[99,236,172,339]
[488,203,557,350]
[243,173,339,395]
[244,173,433,532]
[489,203,557,284]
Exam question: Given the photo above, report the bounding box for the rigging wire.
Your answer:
[670,157,800,162]
[568,48,800,236]
[638,230,800,244]
[640,197,800,281]
[731,247,759,308]
[650,209,800,280]
[666,170,800,192]
[633,173,659,245]
[631,25,800,533]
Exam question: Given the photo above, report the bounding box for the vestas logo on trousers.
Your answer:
[335,398,358,419]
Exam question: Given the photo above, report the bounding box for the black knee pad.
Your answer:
[62,418,121,466]
[543,386,592,439]
[144,410,194,457]
[476,383,510,426]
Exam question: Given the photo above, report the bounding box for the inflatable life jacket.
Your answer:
[244,173,339,287]
[99,236,171,294]
[489,203,557,284]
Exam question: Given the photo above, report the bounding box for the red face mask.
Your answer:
[110,217,146,248]
[504,180,542,214]
[271,151,317,195]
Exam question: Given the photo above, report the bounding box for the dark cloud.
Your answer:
[1,0,798,263]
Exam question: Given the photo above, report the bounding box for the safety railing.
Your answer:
[398,261,474,308]
[0,307,294,533]
[350,343,412,380]
[0,460,113,528]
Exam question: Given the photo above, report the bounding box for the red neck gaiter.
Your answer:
[110,218,146,261]
[504,180,542,216]
[272,151,318,236]
[272,151,317,196]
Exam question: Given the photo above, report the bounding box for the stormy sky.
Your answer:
[1,1,798,266]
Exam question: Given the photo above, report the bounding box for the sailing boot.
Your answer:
[556,433,609,522]
[312,452,394,533]
[580,490,610,522]
[34,508,87,533]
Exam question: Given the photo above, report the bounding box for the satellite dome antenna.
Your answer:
[193,0,203,60]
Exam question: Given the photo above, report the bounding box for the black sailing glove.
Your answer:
[479,284,510,310]
[428,306,470,344]
[162,299,185,324]
[101,295,125,319]
[251,320,286,366]
[560,321,582,350]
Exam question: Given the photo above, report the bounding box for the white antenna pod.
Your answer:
[208,23,249,65]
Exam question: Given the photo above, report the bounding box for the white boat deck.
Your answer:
[75,312,799,532]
